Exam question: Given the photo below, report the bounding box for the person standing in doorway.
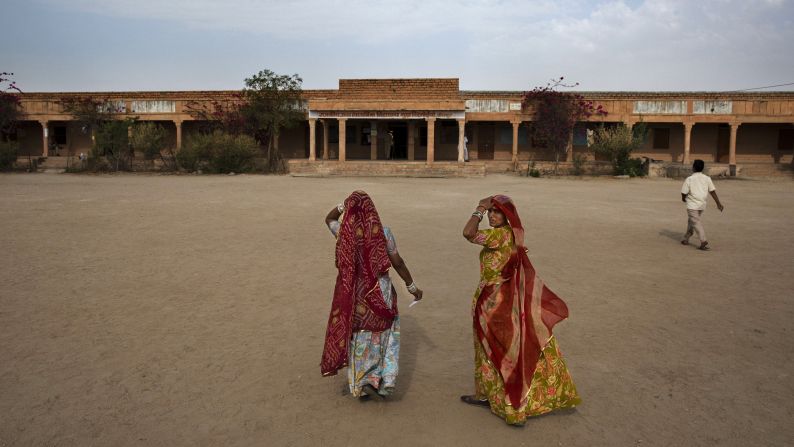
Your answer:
[464,135,469,162]
[385,130,394,160]
[681,159,725,251]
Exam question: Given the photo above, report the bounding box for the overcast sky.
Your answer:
[2,0,793,92]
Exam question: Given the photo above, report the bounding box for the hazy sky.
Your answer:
[3,0,793,92]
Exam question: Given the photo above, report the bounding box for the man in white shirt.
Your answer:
[681,159,724,250]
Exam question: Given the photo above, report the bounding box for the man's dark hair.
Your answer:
[692,159,705,172]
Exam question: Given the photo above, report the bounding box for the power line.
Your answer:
[726,82,794,92]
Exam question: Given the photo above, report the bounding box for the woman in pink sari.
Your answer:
[461,195,581,425]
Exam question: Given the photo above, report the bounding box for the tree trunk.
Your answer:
[554,150,560,176]
[273,130,280,163]
[269,130,281,172]
[266,133,273,163]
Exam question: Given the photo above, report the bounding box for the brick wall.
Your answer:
[338,78,460,99]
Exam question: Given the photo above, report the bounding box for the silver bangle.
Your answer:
[472,211,483,220]
[406,282,418,293]
[337,203,345,214]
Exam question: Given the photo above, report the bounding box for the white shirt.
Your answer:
[681,172,716,210]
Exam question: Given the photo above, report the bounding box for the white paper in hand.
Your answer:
[409,299,420,308]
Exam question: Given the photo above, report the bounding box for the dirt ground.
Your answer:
[1,173,792,447]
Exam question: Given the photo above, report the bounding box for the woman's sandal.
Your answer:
[460,395,490,407]
[361,384,384,400]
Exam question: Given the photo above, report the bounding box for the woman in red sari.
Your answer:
[321,191,423,399]
[461,195,580,425]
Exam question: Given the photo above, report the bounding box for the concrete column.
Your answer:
[683,122,693,164]
[40,121,49,157]
[457,119,466,163]
[338,118,347,162]
[175,120,183,152]
[566,130,574,162]
[511,120,519,164]
[472,123,479,159]
[426,117,436,164]
[729,122,739,173]
[370,120,378,160]
[408,121,416,161]
[308,118,316,161]
[322,120,329,160]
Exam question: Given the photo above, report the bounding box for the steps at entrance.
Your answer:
[288,160,486,177]
[15,156,70,172]
[38,156,70,170]
[737,162,794,178]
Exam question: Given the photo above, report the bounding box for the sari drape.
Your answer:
[473,195,573,412]
[321,191,398,377]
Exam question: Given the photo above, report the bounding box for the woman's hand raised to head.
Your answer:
[478,196,493,211]
[464,197,491,240]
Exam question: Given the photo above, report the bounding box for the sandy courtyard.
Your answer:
[1,173,792,446]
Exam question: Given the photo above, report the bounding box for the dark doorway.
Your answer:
[716,124,730,163]
[388,123,408,159]
[478,123,495,160]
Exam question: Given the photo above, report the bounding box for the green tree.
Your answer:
[184,69,304,173]
[240,70,304,172]
[590,123,648,177]
[178,131,258,173]
[131,121,176,170]
[96,119,135,171]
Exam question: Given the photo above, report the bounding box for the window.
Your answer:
[572,124,587,146]
[653,128,670,149]
[361,124,371,146]
[518,125,530,147]
[498,124,512,145]
[778,129,794,151]
[54,126,67,145]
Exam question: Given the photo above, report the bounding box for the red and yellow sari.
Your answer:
[470,195,580,425]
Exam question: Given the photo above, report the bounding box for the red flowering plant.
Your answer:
[184,92,247,136]
[0,72,23,170]
[522,77,607,174]
[0,72,22,140]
